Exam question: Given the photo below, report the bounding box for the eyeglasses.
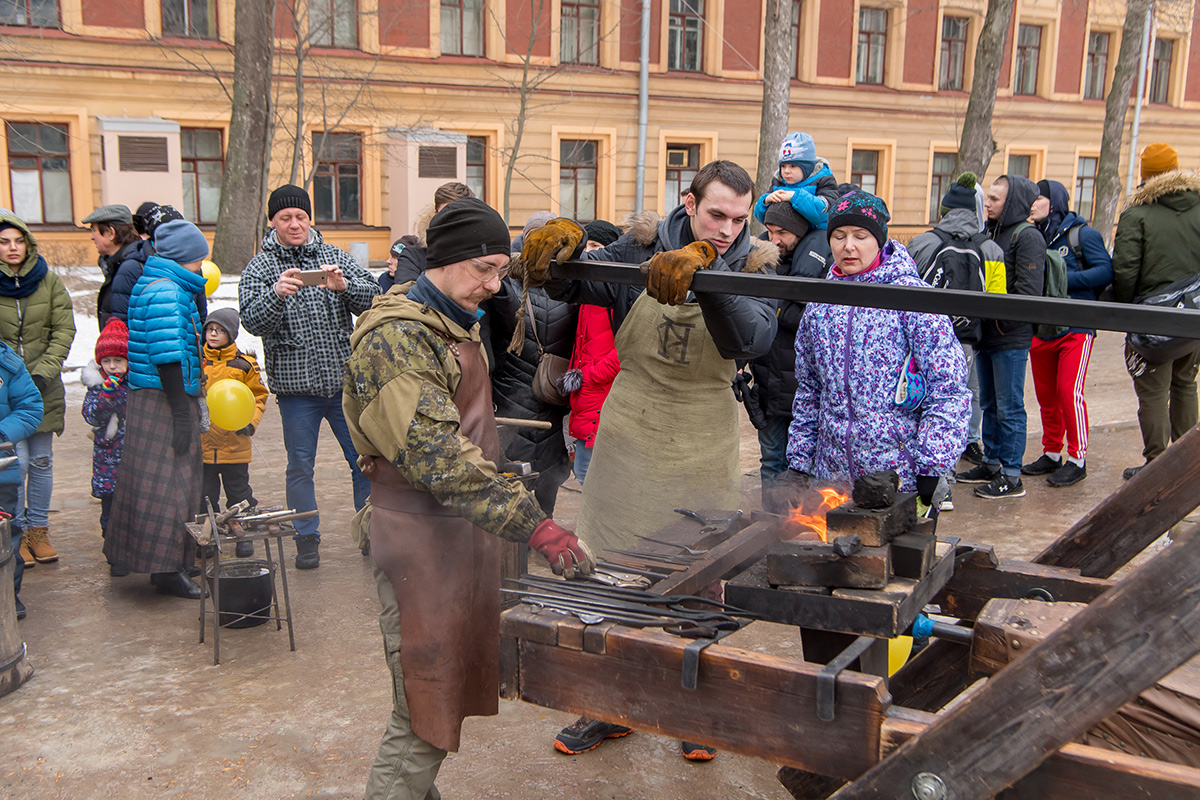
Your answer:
[467,257,511,281]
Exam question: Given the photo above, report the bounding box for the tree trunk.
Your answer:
[1092,0,1151,246]
[954,0,1015,180]
[212,0,275,274]
[755,0,794,198]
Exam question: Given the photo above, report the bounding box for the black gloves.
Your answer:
[156,362,193,456]
[32,375,47,392]
[237,424,255,437]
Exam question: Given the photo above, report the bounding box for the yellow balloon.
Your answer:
[201,260,221,297]
[888,635,914,676]
[207,378,255,431]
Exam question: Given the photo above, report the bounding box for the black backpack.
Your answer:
[920,229,985,345]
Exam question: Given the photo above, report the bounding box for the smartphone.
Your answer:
[298,269,327,287]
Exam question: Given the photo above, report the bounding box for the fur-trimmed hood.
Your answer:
[620,209,780,273]
[1126,170,1200,209]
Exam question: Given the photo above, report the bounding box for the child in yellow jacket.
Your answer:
[201,307,269,557]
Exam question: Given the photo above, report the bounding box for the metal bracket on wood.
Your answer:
[817,635,877,722]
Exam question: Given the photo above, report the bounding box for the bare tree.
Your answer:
[954,0,1016,179]
[212,0,276,273]
[1092,0,1152,243]
[755,0,795,197]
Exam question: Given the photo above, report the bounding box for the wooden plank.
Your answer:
[498,635,519,700]
[887,639,972,714]
[890,533,936,580]
[516,625,889,780]
[825,494,917,547]
[498,605,559,647]
[650,520,781,597]
[830,525,1200,799]
[1034,424,1200,578]
[881,713,1200,800]
[727,545,954,638]
[937,558,1115,621]
[767,541,891,589]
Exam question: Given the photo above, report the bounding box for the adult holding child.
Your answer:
[239,184,380,570]
[105,219,211,598]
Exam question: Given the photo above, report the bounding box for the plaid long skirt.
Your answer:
[104,388,202,574]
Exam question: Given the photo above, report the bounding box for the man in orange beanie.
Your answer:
[1140,142,1179,181]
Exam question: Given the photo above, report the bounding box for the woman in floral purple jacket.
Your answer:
[784,191,970,507]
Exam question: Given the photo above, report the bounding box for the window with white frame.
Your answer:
[1075,156,1097,221]
[181,128,223,224]
[0,0,57,26]
[560,140,597,222]
[6,121,72,224]
[561,0,599,65]
[1013,24,1041,96]
[851,149,880,196]
[441,0,484,56]
[940,16,968,91]
[1084,31,1109,100]
[162,0,216,38]
[310,0,358,48]
[312,132,361,223]
[667,0,704,72]
[929,152,956,223]
[1149,38,1174,104]
[856,8,887,85]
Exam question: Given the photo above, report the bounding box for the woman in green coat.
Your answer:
[0,213,76,566]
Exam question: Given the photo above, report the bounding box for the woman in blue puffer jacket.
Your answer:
[777,191,970,512]
[105,220,209,600]
[0,339,44,619]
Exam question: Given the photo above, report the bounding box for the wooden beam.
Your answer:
[937,557,1115,621]
[650,520,781,597]
[1035,424,1200,577]
[830,525,1200,799]
[881,712,1200,800]
[515,625,889,780]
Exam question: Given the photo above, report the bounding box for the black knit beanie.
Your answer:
[763,202,811,240]
[268,184,312,220]
[1036,179,1053,200]
[426,198,511,269]
[584,220,621,247]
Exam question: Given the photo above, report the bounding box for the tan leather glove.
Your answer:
[640,240,718,305]
[516,218,585,286]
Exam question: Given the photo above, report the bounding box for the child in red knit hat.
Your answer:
[82,318,130,576]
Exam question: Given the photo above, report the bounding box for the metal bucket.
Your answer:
[205,558,274,629]
[0,518,34,696]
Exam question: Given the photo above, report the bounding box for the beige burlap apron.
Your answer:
[575,292,741,556]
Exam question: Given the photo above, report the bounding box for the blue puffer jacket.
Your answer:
[127,256,207,395]
[753,160,840,229]
[0,340,44,485]
[787,241,970,491]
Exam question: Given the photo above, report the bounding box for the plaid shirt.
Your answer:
[239,229,380,397]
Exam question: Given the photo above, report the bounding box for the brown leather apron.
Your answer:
[363,339,502,753]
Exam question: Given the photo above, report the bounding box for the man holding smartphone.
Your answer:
[239,184,380,569]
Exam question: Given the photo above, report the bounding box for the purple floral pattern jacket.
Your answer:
[786,240,970,491]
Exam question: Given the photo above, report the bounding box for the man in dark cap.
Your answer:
[238,184,380,569]
[343,197,593,800]
[749,202,831,496]
[84,204,154,328]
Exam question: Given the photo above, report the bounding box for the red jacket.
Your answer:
[568,305,620,447]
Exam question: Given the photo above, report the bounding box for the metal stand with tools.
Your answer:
[185,504,316,665]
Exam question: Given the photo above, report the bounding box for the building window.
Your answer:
[560,139,597,222]
[1084,31,1109,100]
[1013,24,1041,96]
[1149,38,1173,104]
[0,0,57,26]
[856,8,887,85]
[929,152,956,223]
[312,132,361,223]
[561,0,599,65]
[180,128,223,224]
[664,143,700,214]
[1075,156,1097,221]
[441,0,484,56]
[162,0,216,38]
[5,122,72,224]
[1007,154,1031,178]
[667,0,704,72]
[790,0,801,79]
[465,136,487,202]
[939,16,968,91]
[310,0,357,48]
[850,149,880,196]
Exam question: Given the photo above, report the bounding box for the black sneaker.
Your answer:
[554,716,632,754]
[1047,461,1086,487]
[681,741,717,761]
[1021,454,1061,476]
[1123,464,1146,481]
[956,464,999,484]
[235,540,254,558]
[974,475,1026,500]
[960,442,984,465]
[295,536,320,570]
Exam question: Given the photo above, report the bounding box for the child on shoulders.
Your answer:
[753,131,841,230]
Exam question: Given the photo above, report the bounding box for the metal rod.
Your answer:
[552,260,1200,339]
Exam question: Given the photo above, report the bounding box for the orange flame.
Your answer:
[786,488,851,542]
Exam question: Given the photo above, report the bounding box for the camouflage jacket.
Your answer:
[342,284,545,542]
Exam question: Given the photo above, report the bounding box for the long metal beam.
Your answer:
[552,260,1200,339]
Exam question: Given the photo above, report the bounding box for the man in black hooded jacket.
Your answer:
[957,174,1044,500]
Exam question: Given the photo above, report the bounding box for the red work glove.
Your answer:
[528,519,594,579]
[640,240,717,305]
[516,219,585,286]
